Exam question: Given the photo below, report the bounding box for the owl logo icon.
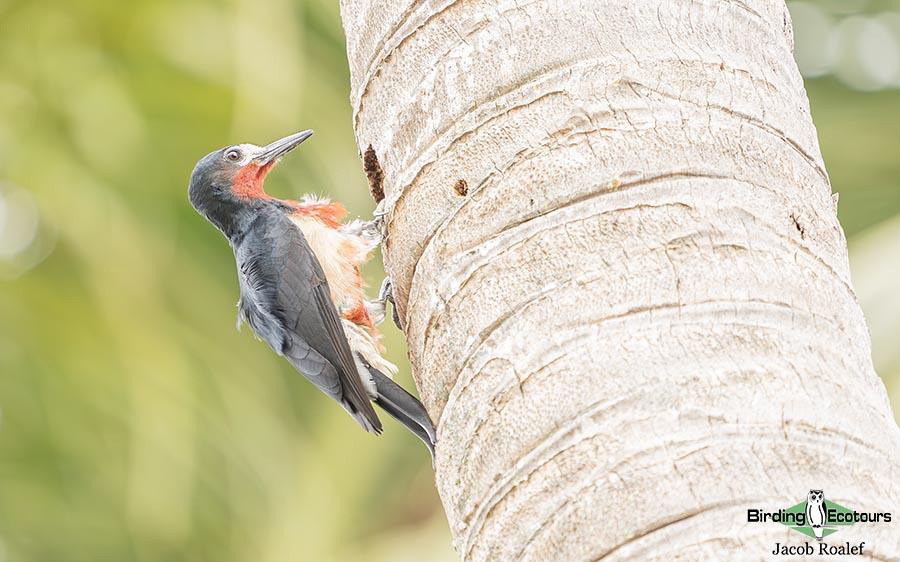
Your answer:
[806,489,827,541]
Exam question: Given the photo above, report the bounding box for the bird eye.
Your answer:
[224,148,242,162]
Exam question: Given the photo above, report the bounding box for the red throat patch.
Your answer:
[232,161,276,199]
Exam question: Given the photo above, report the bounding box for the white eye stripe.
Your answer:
[223,143,263,165]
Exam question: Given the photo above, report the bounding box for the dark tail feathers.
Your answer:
[368,366,436,458]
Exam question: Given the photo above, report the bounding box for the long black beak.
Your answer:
[255,130,313,165]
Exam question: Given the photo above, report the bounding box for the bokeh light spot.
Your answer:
[858,18,899,89]
[0,185,39,259]
[791,2,835,77]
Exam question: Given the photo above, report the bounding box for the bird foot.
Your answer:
[342,216,383,250]
[366,297,386,326]
[370,200,388,238]
[367,277,403,329]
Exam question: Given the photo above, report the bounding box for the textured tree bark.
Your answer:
[340,1,900,559]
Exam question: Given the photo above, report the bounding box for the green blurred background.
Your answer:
[0,1,897,560]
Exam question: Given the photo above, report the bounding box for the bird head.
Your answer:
[188,130,313,236]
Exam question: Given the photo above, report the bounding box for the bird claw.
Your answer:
[378,276,392,302]
[343,216,383,249]
[366,296,386,326]
[353,200,387,245]
[361,218,383,244]
[372,199,387,218]
[371,200,389,239]
[371,277,403,329]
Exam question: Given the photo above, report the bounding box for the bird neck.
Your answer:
[224,198,292,245]
[200,194,256,243]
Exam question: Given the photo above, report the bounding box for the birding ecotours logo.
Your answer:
[747,489,892,540]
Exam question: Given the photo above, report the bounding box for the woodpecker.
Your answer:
[188,130,436,456]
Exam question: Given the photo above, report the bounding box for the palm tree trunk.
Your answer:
[340,0,900,558]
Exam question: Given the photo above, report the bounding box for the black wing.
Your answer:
[235,210,382,433]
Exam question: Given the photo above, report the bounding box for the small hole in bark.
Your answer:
[454,179,468,196]
[364,145,385,203]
